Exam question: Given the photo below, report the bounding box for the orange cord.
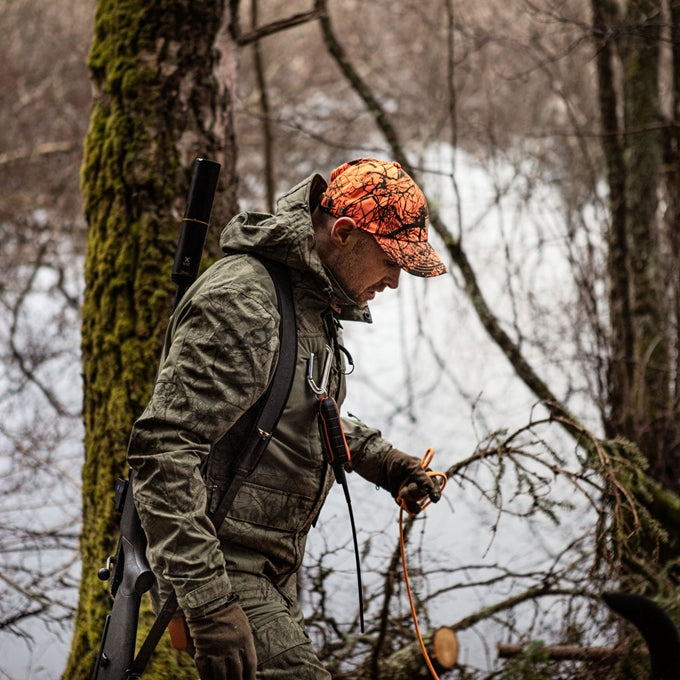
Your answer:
[398,447,447,679]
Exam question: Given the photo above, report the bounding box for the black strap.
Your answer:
[257,259,297,434]
[127,258,296,679]
[208,258,297,531]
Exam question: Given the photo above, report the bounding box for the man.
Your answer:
[127,158,448,680]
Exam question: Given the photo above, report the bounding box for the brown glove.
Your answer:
[379,448,442,514]
[186,598,257,680]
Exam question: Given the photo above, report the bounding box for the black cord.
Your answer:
[335,466,365,634]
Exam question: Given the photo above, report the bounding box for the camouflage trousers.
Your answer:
[231,572,331,680]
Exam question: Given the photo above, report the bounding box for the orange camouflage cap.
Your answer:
[319,158,447,278]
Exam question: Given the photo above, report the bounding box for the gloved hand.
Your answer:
[379,448,442,514]
[186,599,257,680]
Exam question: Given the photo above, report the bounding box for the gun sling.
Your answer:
[126,257,297,678]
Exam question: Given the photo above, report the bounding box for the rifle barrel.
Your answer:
[172,158,221,299]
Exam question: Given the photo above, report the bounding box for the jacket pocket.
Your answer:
[225,480,317,533]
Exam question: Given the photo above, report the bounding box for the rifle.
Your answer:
[92,157,221,680]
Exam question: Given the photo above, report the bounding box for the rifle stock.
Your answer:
[92,474,154,679]
[92,158,221,679]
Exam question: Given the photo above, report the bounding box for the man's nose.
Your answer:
[386,268,401,289]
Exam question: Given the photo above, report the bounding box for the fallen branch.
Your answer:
[497,642,626,661]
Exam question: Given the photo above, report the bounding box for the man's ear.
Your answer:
[329,216,358,247]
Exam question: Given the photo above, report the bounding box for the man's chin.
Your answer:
[360,291,376,306]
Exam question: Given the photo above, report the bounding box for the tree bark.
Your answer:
[589,0,680,573]
[618,0,674,491]
[591,0,635,443]
[64,2,237,678]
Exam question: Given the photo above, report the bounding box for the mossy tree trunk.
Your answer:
[591,0,680,578]
[64,2,238,678]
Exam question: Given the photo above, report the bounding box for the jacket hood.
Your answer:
[219,173,372,323]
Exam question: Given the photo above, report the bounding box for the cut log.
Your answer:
[431,626,459,669]
[364,627,459,680]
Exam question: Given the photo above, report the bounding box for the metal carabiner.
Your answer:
[306,345,333,398]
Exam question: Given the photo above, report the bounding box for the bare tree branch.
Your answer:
[233,7,323,46]
[0,141,76,168]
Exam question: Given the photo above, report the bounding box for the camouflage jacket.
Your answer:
[128,173,394,619]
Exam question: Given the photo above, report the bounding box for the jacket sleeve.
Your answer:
[127,267,279,619]
[341,415,394,485]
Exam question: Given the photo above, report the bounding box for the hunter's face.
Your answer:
[333,229,402,307]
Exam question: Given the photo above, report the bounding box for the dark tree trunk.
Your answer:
[592,0,680,493]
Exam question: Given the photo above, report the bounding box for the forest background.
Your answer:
[2,0,680,679]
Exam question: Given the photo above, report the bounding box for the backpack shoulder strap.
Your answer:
[250,257,297,442]
[208,256,297,531]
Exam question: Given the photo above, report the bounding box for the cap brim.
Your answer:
[374,235,448,278]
